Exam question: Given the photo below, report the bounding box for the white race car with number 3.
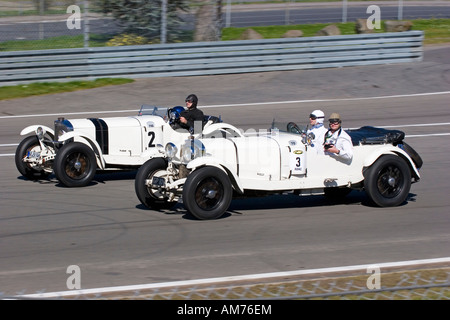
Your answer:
[135,120,423,220]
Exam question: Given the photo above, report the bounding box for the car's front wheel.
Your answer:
[15,136,51,180]
[364,155,411,207]
[182,166,232,220]
[54,142,97,187]
[135,157,177,210]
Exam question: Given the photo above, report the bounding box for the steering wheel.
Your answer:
[287,122,301,135]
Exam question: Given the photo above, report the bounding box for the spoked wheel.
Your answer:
[54,142,97,187]
[183,166,232,220]
[15,135,52,180]
[135,157,177,210]
[364,155,411,207]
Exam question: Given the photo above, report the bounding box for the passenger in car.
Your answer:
[323,113,353,163]
[179,94,204,133]
[307,109,328,153]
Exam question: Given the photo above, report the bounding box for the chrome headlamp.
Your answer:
[54,117,73,142]
[165,142,178,159]
[36,126,44,141]
[181,139,205,163]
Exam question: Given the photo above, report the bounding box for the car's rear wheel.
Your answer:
[183,166,232,220]
[54,142,97,187]
[135,157,177,210]
[364,155,411,207]
[15,136,51,180]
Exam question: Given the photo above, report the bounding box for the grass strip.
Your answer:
[0,78,134,101]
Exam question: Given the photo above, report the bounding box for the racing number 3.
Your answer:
[148,131,155,148]
[295,157,301,167]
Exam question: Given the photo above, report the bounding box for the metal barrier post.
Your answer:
[84,0,89,48]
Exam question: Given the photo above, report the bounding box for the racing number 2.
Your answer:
[148,131,155,148]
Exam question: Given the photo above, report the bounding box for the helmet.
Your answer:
[185,94,198,108]
[168,106,185,124]
[310,110,325,124]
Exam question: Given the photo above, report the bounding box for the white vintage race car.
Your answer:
[15,105,221,187]
[135,120,423,220]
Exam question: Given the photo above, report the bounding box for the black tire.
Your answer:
[54,142,97,187]
[15,136,51,180]
[135,158,177,210]
[182,166,232,220]
[364,155,412,207]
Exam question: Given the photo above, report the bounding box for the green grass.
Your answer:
[222,22,363,40]
[0,78,134,101]
[0,9,67,17]
[0,34,114,51]
[412,19,450,44]
[222,18,450,45]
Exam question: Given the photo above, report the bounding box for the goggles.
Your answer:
[329,119,341,124]
[309,114,324,120]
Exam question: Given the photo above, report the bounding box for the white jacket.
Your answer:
[323,128,354,163]
[307,124,328,154]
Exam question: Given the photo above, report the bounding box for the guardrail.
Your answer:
[0,31,423,86]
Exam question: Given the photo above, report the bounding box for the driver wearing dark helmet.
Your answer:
[179,94,204,133]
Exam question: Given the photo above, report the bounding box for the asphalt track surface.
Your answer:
[0,44,450,298]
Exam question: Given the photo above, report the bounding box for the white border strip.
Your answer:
[1,91,450,120]
[17,257,450,299]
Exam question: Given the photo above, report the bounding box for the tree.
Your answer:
[94,0,189,42]
[193,0,222,42]
[33,0,52,12]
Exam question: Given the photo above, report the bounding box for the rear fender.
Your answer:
[363,146,420,180]
[59,131,105,169]
[200,123,244,138]
[186,157,244,194]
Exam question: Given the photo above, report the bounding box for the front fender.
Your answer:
[187,157,244,194]
[363,145,420,179]
[20,125,55,139]
[139,146,166,160]
[59,131,105,169]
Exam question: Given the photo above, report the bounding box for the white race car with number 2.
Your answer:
[15,105,221,187]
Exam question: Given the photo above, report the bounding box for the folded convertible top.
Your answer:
[346,126,405,146]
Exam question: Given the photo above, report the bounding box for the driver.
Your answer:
[307,109,327,153]
[179,94,204,133]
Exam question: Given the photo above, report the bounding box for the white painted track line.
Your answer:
[16,257,450,299]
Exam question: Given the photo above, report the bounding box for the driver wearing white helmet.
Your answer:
[307,110,327,154]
